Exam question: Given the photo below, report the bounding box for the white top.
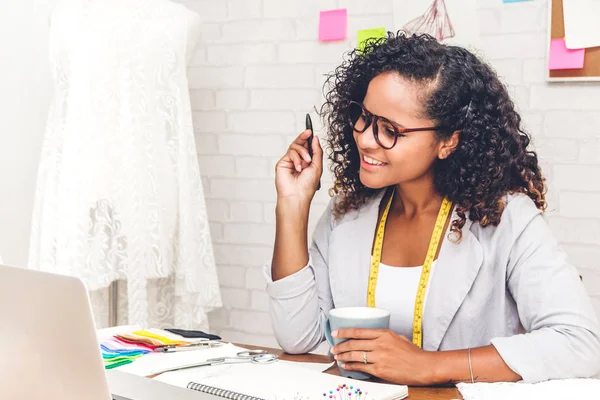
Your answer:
[375,260,437,341]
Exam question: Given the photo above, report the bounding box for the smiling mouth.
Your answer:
[362,154,387,166]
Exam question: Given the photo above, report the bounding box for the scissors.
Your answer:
[157,350,279,374]
[206,350,279,365]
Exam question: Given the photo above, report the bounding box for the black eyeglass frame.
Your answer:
[348,100,444,149]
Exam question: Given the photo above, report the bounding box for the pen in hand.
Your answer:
[305,113,321,191]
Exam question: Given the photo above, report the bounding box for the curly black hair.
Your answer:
[319,31,546,241]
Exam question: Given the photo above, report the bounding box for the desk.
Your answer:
[240,343,463,400]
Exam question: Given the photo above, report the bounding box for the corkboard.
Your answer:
[548,0,600,81]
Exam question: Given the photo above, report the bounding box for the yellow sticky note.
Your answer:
[357,27,387,52]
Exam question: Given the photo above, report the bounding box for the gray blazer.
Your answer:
[265,191,600,383]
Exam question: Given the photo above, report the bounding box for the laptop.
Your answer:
[0,264,218,400]
[0,264,112,399]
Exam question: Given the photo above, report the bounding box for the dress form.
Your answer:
[29,0,221,330]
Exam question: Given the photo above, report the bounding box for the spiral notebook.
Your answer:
[155,361,408,400]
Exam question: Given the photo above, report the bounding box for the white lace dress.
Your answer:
[29,0,221,330]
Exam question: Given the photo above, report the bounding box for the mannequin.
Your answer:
[29,0,221,330]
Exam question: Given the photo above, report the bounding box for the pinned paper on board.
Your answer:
[357,27,387,51]
[563,0,600,49]
[548,38,585,70]
[319,9,347,42]
[547,0,600,81]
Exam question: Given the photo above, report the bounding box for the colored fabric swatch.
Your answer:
[165,328,221,340]
[101,338,150,353]
[100,337,149,370]
[102,353,143,362]
[116,333,164,347]
[133,329,189,345]
[101,348,145,358]
[104,359,134,369]
[114,336,158,350]
[99,328,210,370]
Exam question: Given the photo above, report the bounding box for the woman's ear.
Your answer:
[438,130,460,159]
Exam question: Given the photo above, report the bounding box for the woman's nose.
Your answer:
[355,122,379,150]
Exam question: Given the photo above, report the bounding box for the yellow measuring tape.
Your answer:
[367,188,452,348]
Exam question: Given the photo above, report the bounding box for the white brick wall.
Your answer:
[178,0,600,348]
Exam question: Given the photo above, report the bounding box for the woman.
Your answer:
[265,33,600,385]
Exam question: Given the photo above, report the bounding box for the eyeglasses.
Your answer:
[348,101,443,149]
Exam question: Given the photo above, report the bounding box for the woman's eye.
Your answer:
[382,123,405,138]
[383,126,398,137]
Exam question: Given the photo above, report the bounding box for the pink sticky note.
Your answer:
[548,38,585,70]
[319,9,347,41]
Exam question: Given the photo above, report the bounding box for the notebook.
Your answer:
[154,361,408,400]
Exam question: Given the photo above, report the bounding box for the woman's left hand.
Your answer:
[330,328,436,386]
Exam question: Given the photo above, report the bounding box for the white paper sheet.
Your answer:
[457,379,600,400]
[153,362,334,389]
[393,0,480,51]
[115,342,248,377]
[277,360,335,372]
[563,0,600,49]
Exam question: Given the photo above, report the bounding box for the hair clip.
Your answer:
[464,99,474,123]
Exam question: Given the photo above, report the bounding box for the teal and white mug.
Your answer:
[324,307,391,380]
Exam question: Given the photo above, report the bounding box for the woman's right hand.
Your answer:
[275,129,323,202]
